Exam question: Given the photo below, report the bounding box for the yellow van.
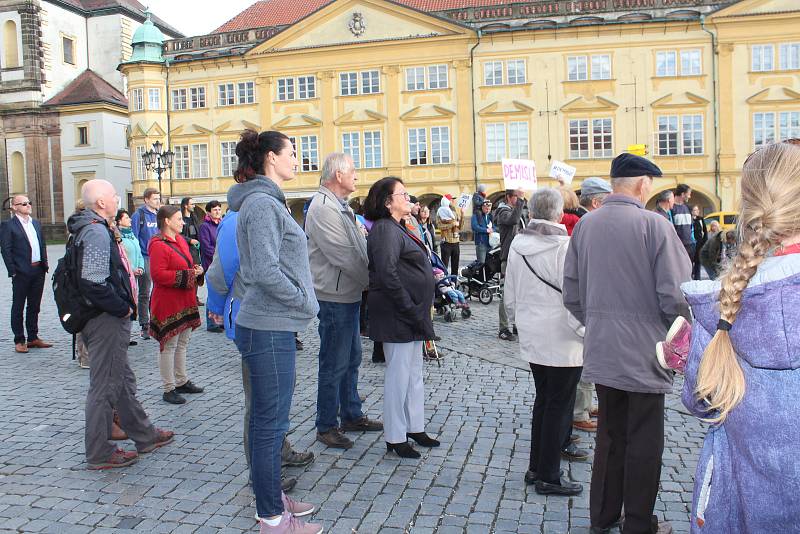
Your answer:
[704,211,737,232]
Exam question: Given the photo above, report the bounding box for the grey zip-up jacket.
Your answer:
[562,194,691,394]
[305,186,368,304]
[227,176,319,332]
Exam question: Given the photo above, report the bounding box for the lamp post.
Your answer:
[142,140,174,200]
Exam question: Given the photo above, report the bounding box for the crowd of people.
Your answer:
[4,127,799,533]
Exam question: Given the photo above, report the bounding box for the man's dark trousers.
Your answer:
[590,384,665,534]
[316,300,364,432]
[11,266,45,344]
[83,313,158,463]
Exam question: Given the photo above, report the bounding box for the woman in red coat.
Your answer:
[148,205,204,405]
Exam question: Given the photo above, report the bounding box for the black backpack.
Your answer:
[52,225,96,335]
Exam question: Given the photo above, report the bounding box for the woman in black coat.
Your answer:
[364,177,439,459]
[691,205,708,280]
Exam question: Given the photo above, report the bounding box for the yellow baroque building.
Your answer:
[119,0,800,219]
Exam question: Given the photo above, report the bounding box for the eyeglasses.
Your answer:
[390,192,410,200]
[14,202,31,206]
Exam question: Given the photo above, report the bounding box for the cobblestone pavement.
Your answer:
[0,245,706,534]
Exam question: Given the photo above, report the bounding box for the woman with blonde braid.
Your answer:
[680,140,800,533]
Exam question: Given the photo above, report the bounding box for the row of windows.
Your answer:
[752,43,800,72]
[131,82,256,111]
[753,111,800,147]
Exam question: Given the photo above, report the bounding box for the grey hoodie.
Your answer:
[227,176,319,332]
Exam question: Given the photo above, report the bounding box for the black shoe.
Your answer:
[207,326,224,333]
[386,441,420,459]
[535,478,583,496]
[316,428,353,449]
[524,468,564,485]
[372,343,385,363]
[407,432,440,447]
[561,443,590,461]
[175,381,204,394]
[342,416,383,432]
[141,327,151,340]
[162,390,186,405]
[512,325,518,335]
[433,335,442,341]
[129,340,138,346]
[295,338,303,351]
[498,328,516,341]
[281,475,297,493]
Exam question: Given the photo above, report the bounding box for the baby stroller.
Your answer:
[431,252,471,322]
[459,246,503,304]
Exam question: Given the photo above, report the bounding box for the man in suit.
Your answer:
[1,195,52,353]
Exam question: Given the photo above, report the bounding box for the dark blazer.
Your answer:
[0,216,48,277]
[367,217,435,343]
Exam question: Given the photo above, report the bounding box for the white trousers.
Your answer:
[383,341,425,444]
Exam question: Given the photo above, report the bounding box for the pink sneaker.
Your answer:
[255,494,316,521]
[259,512,323,534]
[656,316,691,373]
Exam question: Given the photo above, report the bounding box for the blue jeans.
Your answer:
[234,326,295,518]
[476,243,489,264]
[316,300,364,433]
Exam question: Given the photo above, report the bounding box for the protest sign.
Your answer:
[502,159,537,191]
[457,193,471,210]
[548,160,577,185]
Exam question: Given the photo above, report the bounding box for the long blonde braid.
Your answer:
[695,142,800,423]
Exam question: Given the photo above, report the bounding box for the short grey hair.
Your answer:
[579,192,608,208]
[657,189,674,204]
[610,176,644,190]
[320,153,353,185]
[528,188,564,223]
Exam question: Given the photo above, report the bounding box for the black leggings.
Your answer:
[440,242,461,276]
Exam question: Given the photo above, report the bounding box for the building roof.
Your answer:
[215,0,332,32]
[47,0,183,37]
[42,69,128,108]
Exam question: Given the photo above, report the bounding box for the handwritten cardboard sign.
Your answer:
[457,193,472,210]
[548,160,577,185]
[502,159,537,191]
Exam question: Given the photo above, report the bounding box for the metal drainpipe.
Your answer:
[469,30,482,192]
[700,15,721,207]
[165,58,172,202]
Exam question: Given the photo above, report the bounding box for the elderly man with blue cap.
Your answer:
[563,153,691,534]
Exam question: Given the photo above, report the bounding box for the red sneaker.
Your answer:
[87,448,138,470]
[138,428,175,453]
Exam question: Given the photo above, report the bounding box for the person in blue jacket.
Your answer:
[471,200,493,263]
[129,188,161,339]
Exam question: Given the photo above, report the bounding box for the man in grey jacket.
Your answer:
[563,154,690,534]
[306,153,382,450]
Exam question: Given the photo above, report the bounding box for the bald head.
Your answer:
[81,179,118,218]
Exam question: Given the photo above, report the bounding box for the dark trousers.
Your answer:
[529,363,582,483]
[692,243,705,280]
[440,242,460,276]
[316,301,364,432]
[137,257,151,327]
[10,268,45,344]
[591,384,665,534]
[83,313,158,463]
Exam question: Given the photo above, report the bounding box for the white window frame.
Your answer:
[779,43,800,71]
[427,64,449,89]
[752,45,774,72]
[299,135,319,172]
[682,115,704,155]
[657,116,680,156]
[220,141,237,177]
[753,112,775,148]
[506,59,526,85]
[238,81,255,104]
[484,61,503,86]
[190,87,206,109]
[656,51,677,77]
[173,145,190,179]
[591,118,613,158]
[135,146,148,180]
[408,128,427,165]
[340,72,358,96]
[191,143,209,178]
[147,88,160,110]
[76,125,89,146]
[508,121,529,159]
[364,131,383,169]
[406,67,425,91]
[298,76,316,99]
[680,49,702,76]
[590,54,611,80]
[569,119,590,159]
[485,123,506,162]
[277,78,295,101]
[430,126,451,165]
[172,88,187,111]
[131,88,144,111]
[360,70,380,94]
[342,132,361,169]
[218,83,235,106]
[568,56,588,81]
[779,111,800,141]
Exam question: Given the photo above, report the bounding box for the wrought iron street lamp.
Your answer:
[142,140,174,196]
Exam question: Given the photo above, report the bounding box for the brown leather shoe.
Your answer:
[15,342,28,353]
[27,339,52,349]
[138,428,175,453]
[573,419,598,432]
[87,448,138,470]
[111,412,128,441]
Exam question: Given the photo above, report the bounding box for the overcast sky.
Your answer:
[150,0,258,37]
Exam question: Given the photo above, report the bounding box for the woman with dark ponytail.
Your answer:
[227,130,322,533]
[681,140,800,533]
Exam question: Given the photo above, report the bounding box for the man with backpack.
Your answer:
[130,188,160,339]
[69,179,173,469]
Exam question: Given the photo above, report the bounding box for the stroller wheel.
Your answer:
[479,288,493,305]
[444,310,454,322]
[458,282,471,298]
[461,308,472,319]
